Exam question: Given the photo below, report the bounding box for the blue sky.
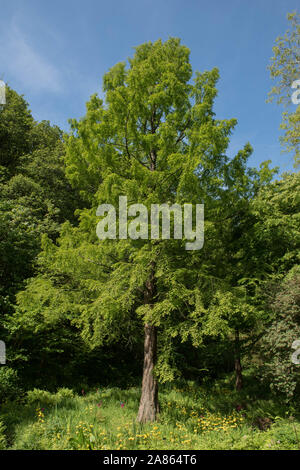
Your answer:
[0,0,298,173]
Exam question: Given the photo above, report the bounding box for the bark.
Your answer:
[234,328,243,391]
[137,323,159,422]
[137,261,159,423]
[137,136,159,422]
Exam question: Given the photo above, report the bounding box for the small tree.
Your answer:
[200,288,260,390]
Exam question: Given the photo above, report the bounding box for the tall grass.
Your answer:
[1,380,300,450]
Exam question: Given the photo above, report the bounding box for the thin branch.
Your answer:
[176,118,191,144]
[105,140,150,169]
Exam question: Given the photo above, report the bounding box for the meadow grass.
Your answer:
[1,380,300,450]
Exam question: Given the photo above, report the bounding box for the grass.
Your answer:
[1,379,300,450]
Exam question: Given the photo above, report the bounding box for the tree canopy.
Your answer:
[268,12,300,167]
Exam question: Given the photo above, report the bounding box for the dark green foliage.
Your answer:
[0,86,34,178]
[0,367,20,403]
[0,88,84,392]
[258,267,300,400]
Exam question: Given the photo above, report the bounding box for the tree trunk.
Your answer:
[137,261,159,423]
[137,323,159,422]
[137,141,159,423]
[234,328,243,391]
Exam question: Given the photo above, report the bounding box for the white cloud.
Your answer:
[0,19,63,94]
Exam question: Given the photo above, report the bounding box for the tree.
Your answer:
[258,266,300,400]
[0,89,83,386]
[249,171,300,276]
[0,86,34,179]
[200,287,260,390]
[0,117,82,314]
[268,12,300,167]
[17,38,271,422]
[182,159,277,391]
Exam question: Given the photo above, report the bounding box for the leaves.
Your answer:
[268,12,300,166]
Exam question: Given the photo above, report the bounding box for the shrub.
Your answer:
[0,367,21,403]
[55,387,74,401]
[258,268,300,400]
[26,387,74,406]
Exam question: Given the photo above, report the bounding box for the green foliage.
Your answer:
[0,88,84,391]
[258,267,300,400]
[26,388,74,406]
[268,12,300,166]
[202,288,259,337]
[1,36,300,441]
[17,38,274,386]
[0,381,298,450]
[0,367,21,403]
[234,171,300,286]
[0,94,83,302]
[0,420,7,449]
[0,86,34,177]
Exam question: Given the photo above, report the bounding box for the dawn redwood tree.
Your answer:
[17,38,270,422]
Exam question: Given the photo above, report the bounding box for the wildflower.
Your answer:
[120,402,125,408]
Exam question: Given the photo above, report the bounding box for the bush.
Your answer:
[55,387,74,401]
[0,367,21,403]
[26,387,74,406]
[258,268,300,400]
